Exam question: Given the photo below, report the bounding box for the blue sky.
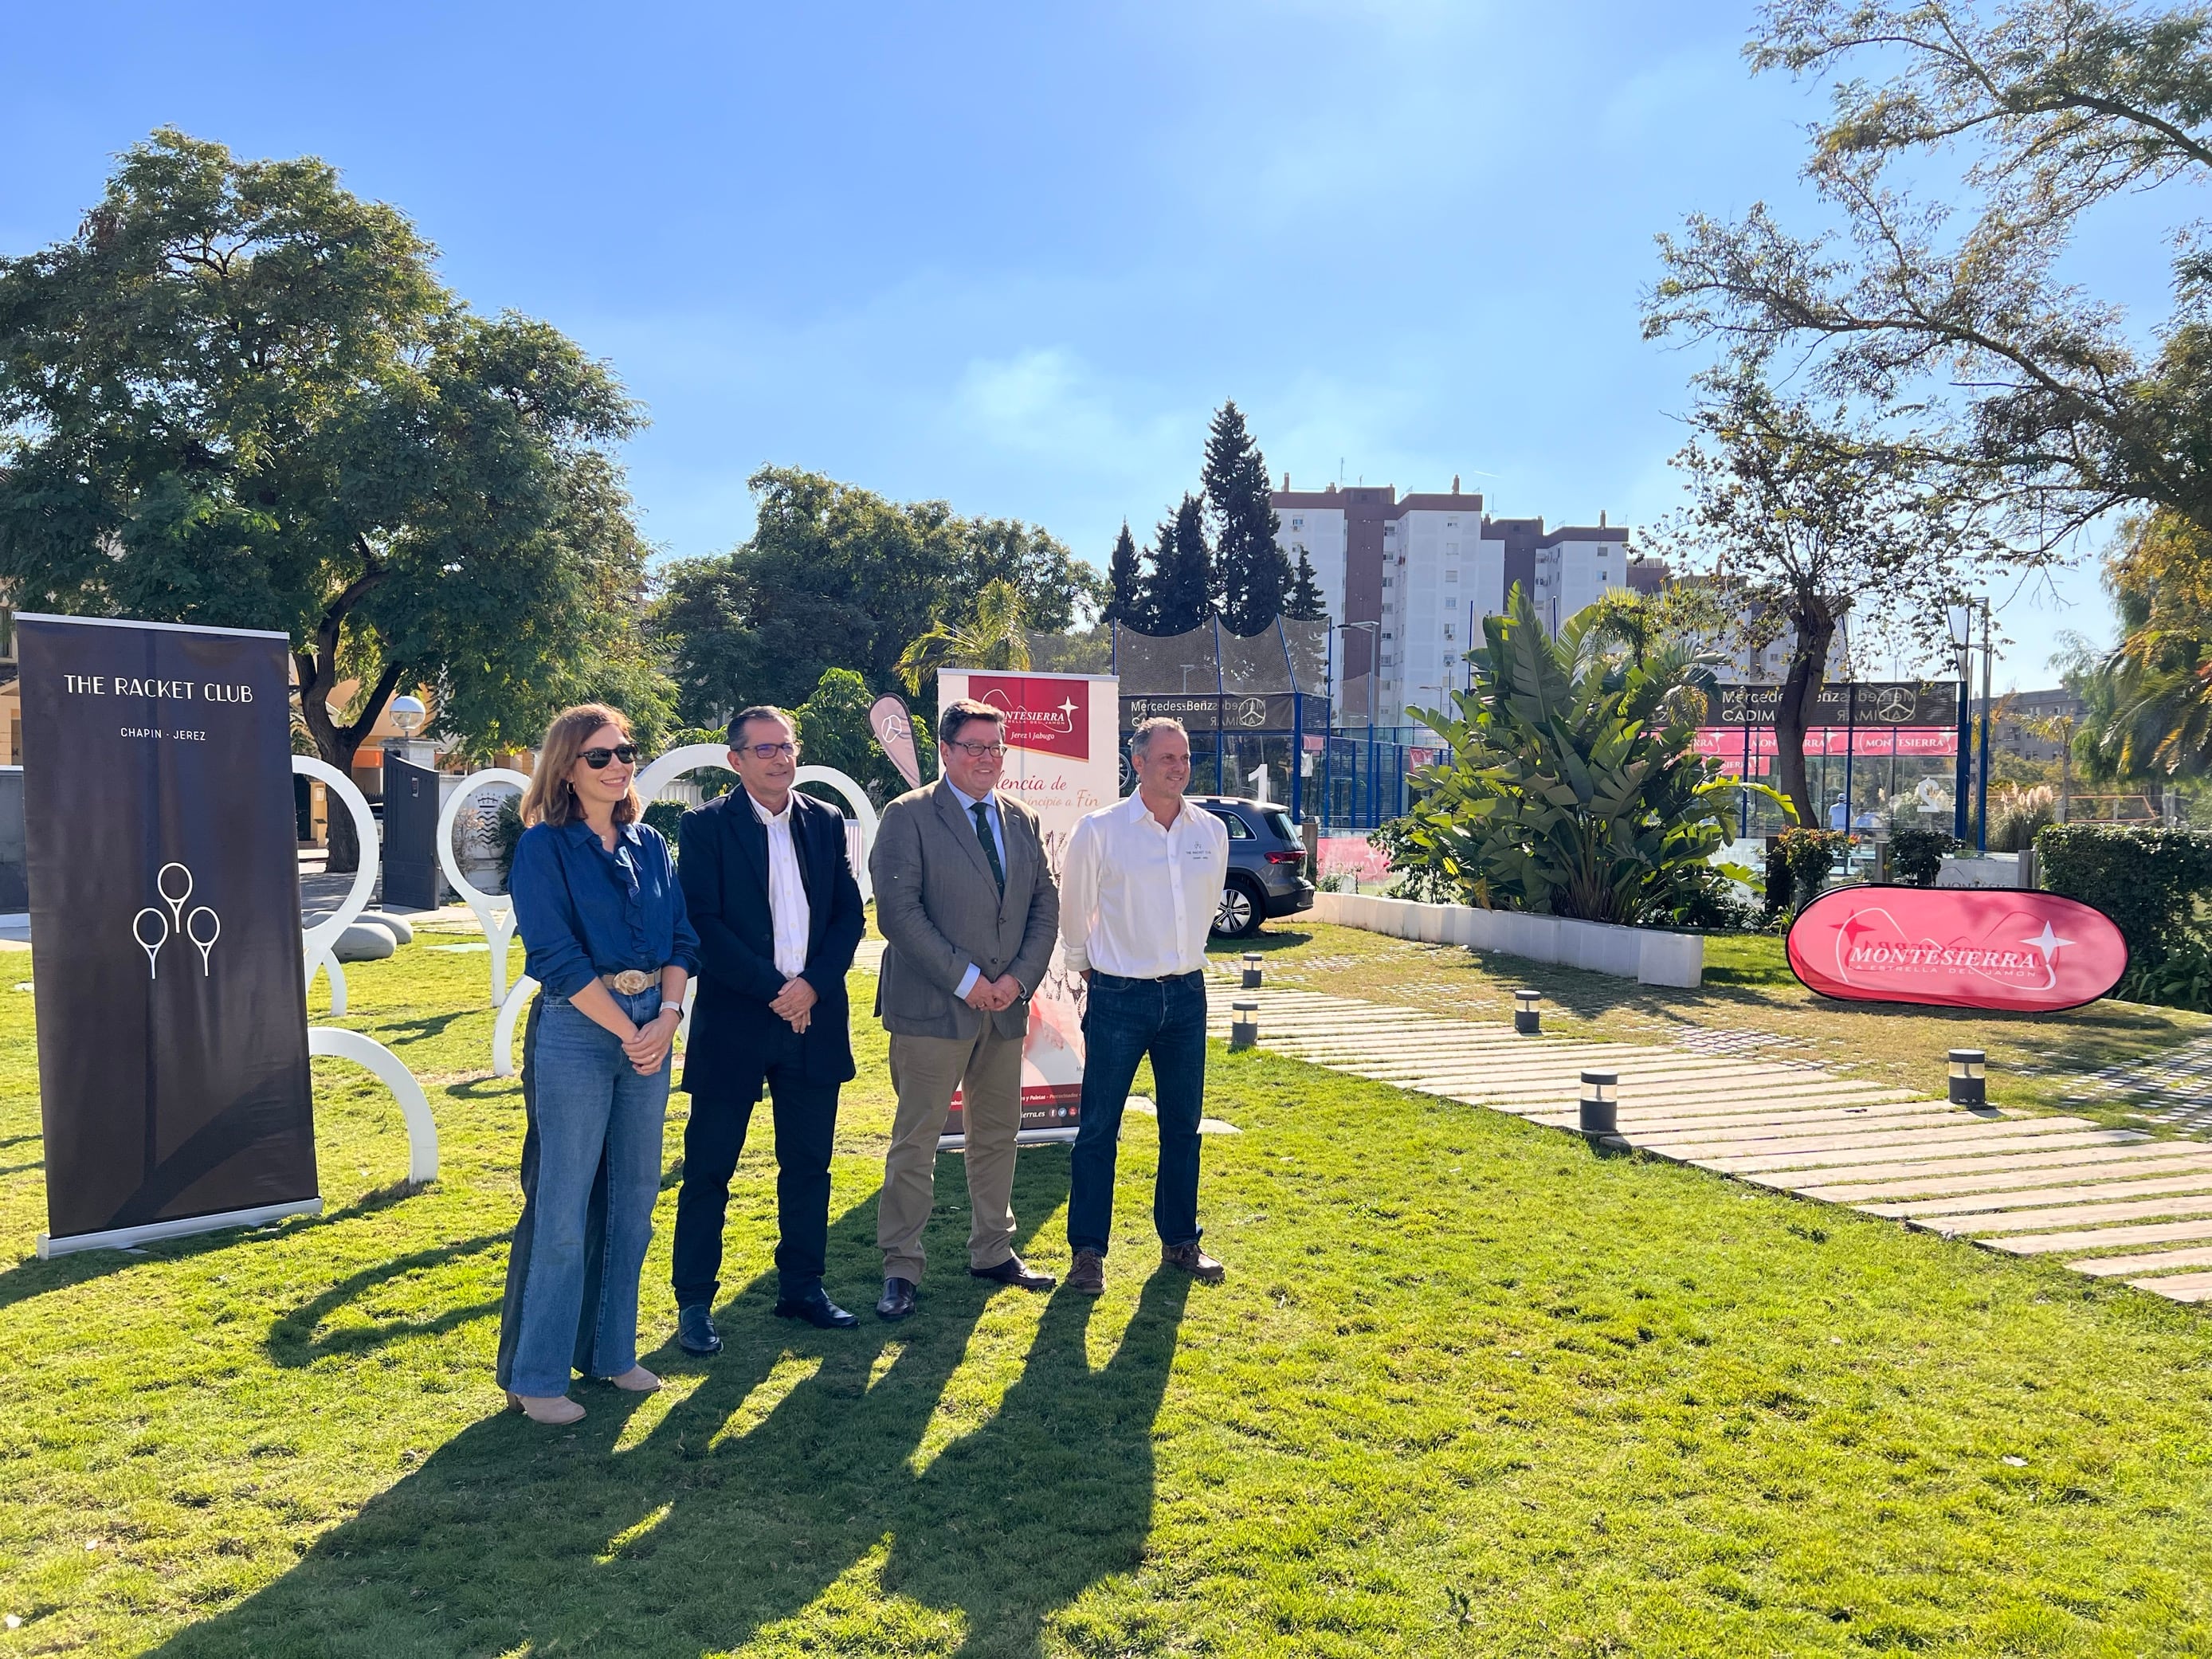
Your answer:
[2,1,2184,689]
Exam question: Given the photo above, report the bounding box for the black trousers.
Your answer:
[671,1026,841,1306]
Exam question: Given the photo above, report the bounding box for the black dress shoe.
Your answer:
[970,1255,1057,1292]
[677,1302,722,1356]
[876,1277,918,1320]
[771,1290,858,1330]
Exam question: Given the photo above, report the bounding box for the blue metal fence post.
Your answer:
[1843,683,1857,830]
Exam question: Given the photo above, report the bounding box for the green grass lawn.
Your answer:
[1238,920,2210,1129]
[2,939,2212,1656]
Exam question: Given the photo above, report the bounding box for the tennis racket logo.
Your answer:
[131,862,220,979]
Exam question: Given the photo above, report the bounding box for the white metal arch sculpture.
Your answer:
[292,757,437,1180]
[435,767,531,1008]
[292,756,378,1016]
[308,1026,438,1182]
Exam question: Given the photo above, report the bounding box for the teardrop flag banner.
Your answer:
[1785,887,2128,1013]
[867,693,923,790]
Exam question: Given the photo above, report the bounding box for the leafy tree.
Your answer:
[0,130,659,868]
[1143,493,1214,635]
[966,515,1107,629]
[1102,520,1151,629]
[654,468,1094,724]
[2079,508,2212,779]
[895,578,1031,693]
[1645,0,2212,545]
[1202,399,1290,633]
[1399,589,1762,923]
[1284,545,1328,621]
[1660,368,1973,825]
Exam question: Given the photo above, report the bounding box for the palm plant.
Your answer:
[1402,589,1767,924]
[895,578,1030,694]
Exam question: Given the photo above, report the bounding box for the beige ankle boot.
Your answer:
[505,1390,586,1426]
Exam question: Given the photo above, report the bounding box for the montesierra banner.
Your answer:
[935,669,1118,1142]
[1786,887,2128,1013]
[19,614,318,1255]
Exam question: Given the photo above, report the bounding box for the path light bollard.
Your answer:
[1514,989,1542,1035]
[1948,1049,1987,1106]
[1579,1070,1618,1137]
[1230,1000,1260,1052]
[1241,951,1264,990]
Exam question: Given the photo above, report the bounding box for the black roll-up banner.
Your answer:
[19,615,318,1253]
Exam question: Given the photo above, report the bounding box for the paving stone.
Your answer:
[1983,1216,2212,1256]
[2069,1244,2212,1277]
[1794,1148,2212,1203]
[1861,1170,2212,1218]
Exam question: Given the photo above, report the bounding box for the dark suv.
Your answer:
[1196,796,1315,938]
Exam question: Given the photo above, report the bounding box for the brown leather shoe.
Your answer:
[970,1255,1057,1292]
[1162,1242,1225,1282]
[876,1277,918,1320]
[1066,1248,1106,1296]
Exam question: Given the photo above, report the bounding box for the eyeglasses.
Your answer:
[579,744,637,769]
[947,740,1008,759]
[741,741,801,760]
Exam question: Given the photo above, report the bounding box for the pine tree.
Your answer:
[1143,493,1214,634]
[1103,520,1151,630]
[1284,545,1327,620]
[1202,399,1291,634]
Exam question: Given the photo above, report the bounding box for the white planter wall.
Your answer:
[1308,891,1703,988]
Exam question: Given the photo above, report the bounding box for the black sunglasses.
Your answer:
[579,744,638,769]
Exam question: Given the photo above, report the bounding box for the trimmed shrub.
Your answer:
[2035,824,2212,971]
[642,798,685,854]
[1768,827,1851,916]
[1888,827,1953,888]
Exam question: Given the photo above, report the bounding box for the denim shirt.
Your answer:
[510,818,701,1000]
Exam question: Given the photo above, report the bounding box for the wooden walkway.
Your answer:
[1204,979,2212,1305]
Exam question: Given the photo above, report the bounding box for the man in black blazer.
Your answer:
[672,705,866,1347]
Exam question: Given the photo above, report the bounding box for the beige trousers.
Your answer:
[879,1026,1024,1282]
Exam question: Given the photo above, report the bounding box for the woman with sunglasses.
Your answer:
[495,704,700,1426]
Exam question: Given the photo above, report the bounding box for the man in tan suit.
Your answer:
[870,699,1061,1320]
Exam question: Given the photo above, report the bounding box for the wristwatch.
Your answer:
[659,1002,684,1018]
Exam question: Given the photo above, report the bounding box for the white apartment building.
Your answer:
[1272,480,1651,737]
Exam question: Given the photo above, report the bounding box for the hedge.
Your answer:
[2034,824,2212,970]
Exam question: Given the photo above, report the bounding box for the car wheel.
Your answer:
[1213,877,1263,939]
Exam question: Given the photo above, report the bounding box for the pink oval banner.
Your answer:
[1786,888,2128,1013]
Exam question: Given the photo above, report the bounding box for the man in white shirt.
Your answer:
[1058,716,1230,1294]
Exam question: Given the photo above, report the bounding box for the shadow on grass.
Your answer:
[151,1148,1189,1658]
[1210,929,1311,957]
[444,1075,524,1102]
[266,1233,509,1367]
[327,1009,474,1047]
[0,1171,440,1317]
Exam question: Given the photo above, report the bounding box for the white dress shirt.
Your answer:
[1059,790,1230,978]
[945,779,1006,1000]
[748,789,811,978]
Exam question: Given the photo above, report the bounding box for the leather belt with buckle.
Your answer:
[600,968,662,995]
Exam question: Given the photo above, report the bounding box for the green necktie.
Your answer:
[971,801,1006,896]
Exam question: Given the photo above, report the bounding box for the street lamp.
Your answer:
[388,693,426,739]
[1946,604,1975,843]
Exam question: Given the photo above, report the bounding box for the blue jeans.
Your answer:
[1067,970,1206,1257]
[495,987,671,1398]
